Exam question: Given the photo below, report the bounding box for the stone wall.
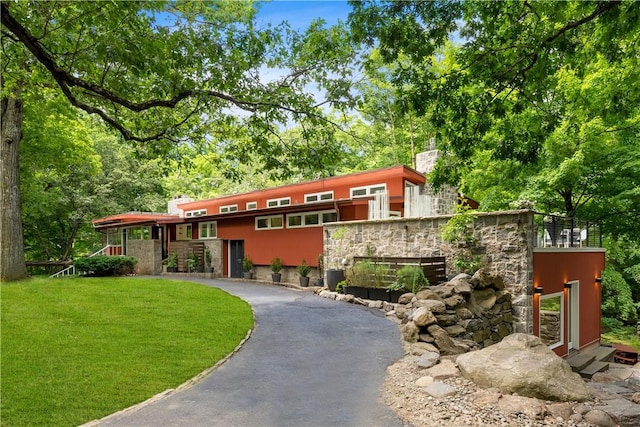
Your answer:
[127,239,162,274]
[323,210,535,333]
[203,239,224,276]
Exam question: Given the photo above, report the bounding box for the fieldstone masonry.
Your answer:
[415,150,458,216]
[323,209,535,334]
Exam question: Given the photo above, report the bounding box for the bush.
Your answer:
[601,317,624,333]
[296,259,311,277]
[389,265,429,294]
[270,257,283,273]
[75,255,137,276]
[346,261,392,288]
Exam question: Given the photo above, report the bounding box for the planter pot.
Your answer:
[299,276,310,287]
[368,288,390,302]
[271,272,282,283]
[326,269,345,292]
[195,266,204,273]
[316,278,324,287]
[243,272,253,280]
[388,290,405,303]
[343,285,368,299]
[167,266,178,273]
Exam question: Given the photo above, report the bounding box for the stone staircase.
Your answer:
[567,345,617,378]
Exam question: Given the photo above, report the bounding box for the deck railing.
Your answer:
[533,213,602,248]
[49,245,112,278]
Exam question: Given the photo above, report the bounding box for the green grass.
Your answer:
[1,277,253,426]
[602,326,640,352]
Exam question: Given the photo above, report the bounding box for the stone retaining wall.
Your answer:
[323,210,535,333]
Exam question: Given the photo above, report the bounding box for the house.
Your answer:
[93,150,457,279]
[92,149,604,359]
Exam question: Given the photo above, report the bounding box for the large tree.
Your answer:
[1,1,356,281]
[349,0,640,198]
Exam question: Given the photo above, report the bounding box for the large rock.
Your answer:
[468,288,496,316]
[427,324,468,355]
[456,333,590,402]
[414,299,446,313]
[411,306,437,327]
[401,321,419,343]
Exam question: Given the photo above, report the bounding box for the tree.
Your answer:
[349,0,640,223]
[1,1,356,280]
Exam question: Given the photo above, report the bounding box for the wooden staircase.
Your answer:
[567,345,616,378]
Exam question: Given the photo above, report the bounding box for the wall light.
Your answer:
[534,287,543,294]
[564,282,572,289]
[595,277,602,283]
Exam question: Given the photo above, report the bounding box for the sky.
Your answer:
[255,0,353,30]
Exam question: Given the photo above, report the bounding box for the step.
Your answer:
[567,353,596,372]
[579,361,609,378]
[583,345,616,362]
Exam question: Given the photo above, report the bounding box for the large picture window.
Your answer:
[199,221,217,239]
[127,226,151,240]
[256,215,284,230]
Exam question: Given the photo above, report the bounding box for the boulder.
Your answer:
[423,358,460,380]
[414,299,447,313]
[547,402,574,421]
[497,395,546,420]
[472,269,503,290]
[427,324,468,355]
[597,398,640,427]
[468,288,496,316]
[411,306,438,327]
[415,288,443,301]
[401,321,419,343]
[456,333,591,402]
[583,409,616,427]
[397,292,415,304]
[442,294,464,308]
[423,381,457,398]
[411,341,439,354]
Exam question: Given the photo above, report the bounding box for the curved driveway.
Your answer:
[99,279,405,427]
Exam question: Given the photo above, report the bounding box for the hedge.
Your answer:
[74,255,137,277]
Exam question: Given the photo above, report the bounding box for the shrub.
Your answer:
[75,256,137,276]
[389,265,429,294]
[270,257,283,273]
[601,317,624,333]
[296,259,311,277]
[346,260,392,288]
[242,255,253,272]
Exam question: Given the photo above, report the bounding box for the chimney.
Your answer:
[167,195,194,217]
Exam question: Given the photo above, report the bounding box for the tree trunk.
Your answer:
[1,96,28,281]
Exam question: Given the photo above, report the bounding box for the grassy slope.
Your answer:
[1,277,253,426]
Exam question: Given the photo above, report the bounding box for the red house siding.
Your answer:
[533,250,605,357]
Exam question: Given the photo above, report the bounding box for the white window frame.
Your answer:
[198,221,217,239]
[185,209,207,218]
[255,215,284,230]
[304,191,334,203]
[219,204,238,214]
[286,210,338,228]
[539,292,564,350]
[126,226,151,240]
[266,197,291,208]
[350,183,387,198]
[246,201,258,210]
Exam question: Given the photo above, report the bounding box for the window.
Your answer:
[220,204,238,214]
[185,209,206,218]
[107,229,122,245]
[305,191,334,203]
[127,226,151,240]
[176,224,192,241]
[351,183,387,198]
[246,201,258,210]
[266,197,291,208]
[256,215,284,230]
[286,210,338,228]
[199,221,217,239]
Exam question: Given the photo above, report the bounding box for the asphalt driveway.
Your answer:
[97,278,406,427]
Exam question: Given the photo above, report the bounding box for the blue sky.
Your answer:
[255,0,353,30]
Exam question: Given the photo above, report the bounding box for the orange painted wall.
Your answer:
[216,216,324,267]
[533,250,605,357]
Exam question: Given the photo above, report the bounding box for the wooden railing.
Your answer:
[351,256,447,285]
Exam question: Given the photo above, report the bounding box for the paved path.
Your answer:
[98,279,405,427]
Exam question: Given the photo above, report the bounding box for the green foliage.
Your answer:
[74,255,137,277]
[187,252,199,270]
[270,257,283,273]
[601,317,624,334]
[601,265,638,324]
[336,280,348,294]
[0,277,253,426]
[317,253,324,272]
[296,259,311,277]
[346,261,393,288]
[602,326,640,352]
[387,265,429,294]
[166,252,178,268]
[242,255,253,272]
[441,206,480,274]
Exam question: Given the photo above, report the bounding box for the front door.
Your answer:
[229,240,244,278]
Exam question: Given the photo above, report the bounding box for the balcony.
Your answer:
[534,213,602,248]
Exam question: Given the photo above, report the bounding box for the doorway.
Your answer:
[567,280,580,351]
[229,240,244,278]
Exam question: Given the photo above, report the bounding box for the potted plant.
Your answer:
[386,265,429,302]
[204,247,213,273]
[316,253,324,287]
[166,252,178,273]
[270,257,283,283]
[296,259,311,287]
[242,255,253,279]
[187,251,198,273]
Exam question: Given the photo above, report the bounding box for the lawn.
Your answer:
[0,277,253,426]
